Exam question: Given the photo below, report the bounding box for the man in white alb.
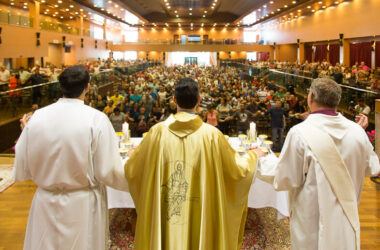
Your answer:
[256,78,379,250]
[14,65,128,250]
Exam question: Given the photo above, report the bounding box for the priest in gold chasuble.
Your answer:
[125,78,257,250]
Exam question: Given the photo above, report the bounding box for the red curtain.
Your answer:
[376,41,380,68]
[350,42,372,67]
[259,52,269,61]
[304,45,313,63]
[314,45,327,62]
[329,44,340,66]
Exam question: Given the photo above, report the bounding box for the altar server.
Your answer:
[14,65,128,250]
[125,78,258,250]
[257,78,380,250]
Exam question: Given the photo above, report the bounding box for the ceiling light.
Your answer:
[284,5,288,8]
[174,10,177,13]
[10,2,14,5]
[319,1,323,4]
[41,0,45,3]
[101,8,104,11]
[292,1,296,4]
[201,23,204,26]
[189,13,192,15]
[44,12,47,14]
[80,9,83,11]
[312,9,315,12]
[70,16,73,19]
[189,8,192,10]
[115,4,118,7]
[60,16,63,19]
[204,10,207,13]
[23,5,27,8]
[167,6,171,9]
[58,0,62,3]
[270,1,274,4]
[24,2,28,5]
[211,6,214,9]
[263,5,267,8]
[176,15,179,17]
[335,1,339,3]
[271,11,274,14]
[108,0,112,3]
[65,8,69,11]
[298,9,301,12]
[258,9,261,11]
[322,5,326,8]
[307,6,311,8]
[277,9,280,11]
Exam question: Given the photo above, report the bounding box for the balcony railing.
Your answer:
[0,10,33,28]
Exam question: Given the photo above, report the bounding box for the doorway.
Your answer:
[184,57,198,65]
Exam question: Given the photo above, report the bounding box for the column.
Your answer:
[80,16,84,36]
[103,22,107,41]
[29,1,40,30]
[343,39,350,66]
[299,43,305,63]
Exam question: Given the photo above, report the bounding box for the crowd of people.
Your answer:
[83,64,311,151]
[2,58,375,151]
[244,59,380,90]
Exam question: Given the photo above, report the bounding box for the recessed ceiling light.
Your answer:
[307,6,311,8]
[322,5,326,8]
[284,5,288,8]
[204,10,207,13]
[277,9,280,11]
[270,1,274,4]
[176,15,179,17]
[189,13,192,15]
[319,1,323,4]
[174,10,177,13]
[58,0,62,3]
[298,9,301,12]
[263,5,267,8]
[211,6,214,9]
[292,1,296,4]
[60,16,63,19]
[167,6,171,9]
[312,9,315,12]
[10,2,14,5]
[189,8,192,10]
[335,1,339,3]
[271,11,274,14]
[80,9,83,11]
[203,15,205,17]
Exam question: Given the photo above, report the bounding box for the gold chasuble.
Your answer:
[124,112,257,250]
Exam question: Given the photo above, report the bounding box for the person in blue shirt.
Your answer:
[149,87,158,101]
[130,89,142,104]
[264,100,289,152]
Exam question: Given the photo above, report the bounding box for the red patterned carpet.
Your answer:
[109,208,290,249]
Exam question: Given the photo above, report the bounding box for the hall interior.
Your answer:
[0,0,379,249]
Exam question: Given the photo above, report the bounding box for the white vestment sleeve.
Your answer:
[273,128,308,191]
[364,138,380,177]
[256,153,279,184]
[93,116,129,191]
[13,126,32,182]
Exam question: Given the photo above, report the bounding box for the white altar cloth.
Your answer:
[107,137,290,219]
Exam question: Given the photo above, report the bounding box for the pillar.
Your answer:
[343,39,350,66]
[29,1,40,30]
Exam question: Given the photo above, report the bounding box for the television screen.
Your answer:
[188,35,201,43]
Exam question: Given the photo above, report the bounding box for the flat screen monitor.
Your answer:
[188,35,201,43]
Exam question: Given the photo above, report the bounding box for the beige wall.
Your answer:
[0,24,109,67]
[261,0,380,44]
[46,43,63,67]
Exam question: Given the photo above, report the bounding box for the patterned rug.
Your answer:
[109,208,290,249]
[0,164,14,193]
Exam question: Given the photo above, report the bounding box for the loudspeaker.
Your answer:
[36,32,40,47]
[81,38,84,48]
[95,40,97,49]
[163,52,166,61]
[62,36,66,47]
[339,33,344,46]
[64,46,71,53]
[0,27,2,44]
[217,52,219,60]
[297,39,300,48]
[372,40,376,51]
[146,52,149,59]
[106,41,108,49]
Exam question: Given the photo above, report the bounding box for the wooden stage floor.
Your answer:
[0,178,379,249]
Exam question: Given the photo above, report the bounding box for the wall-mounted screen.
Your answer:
[188,35,201,43]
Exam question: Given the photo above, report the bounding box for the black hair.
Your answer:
[174,78,199,109]
[59,65,90,98]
